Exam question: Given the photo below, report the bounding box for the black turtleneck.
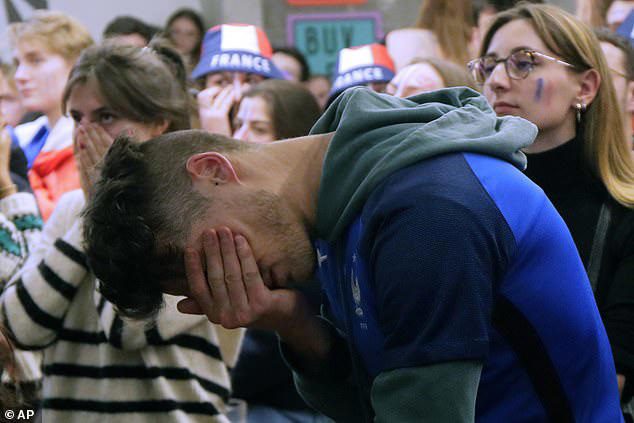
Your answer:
[523,135,634,392]
[524,135,608,265]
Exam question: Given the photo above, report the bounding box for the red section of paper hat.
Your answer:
[369,44,395,72]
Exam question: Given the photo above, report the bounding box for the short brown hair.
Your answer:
[84,131,253,318]
[9,10,93,62]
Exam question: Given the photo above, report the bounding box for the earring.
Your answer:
[575,102,586,124]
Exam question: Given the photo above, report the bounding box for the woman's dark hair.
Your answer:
[103,15,157,44]
[243,79,321,139]
[62,39,191,133]
[273,46,311,81]
[166,8,205,60]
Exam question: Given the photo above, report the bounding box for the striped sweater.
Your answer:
[0,190,244,422]
[0,192,42,288]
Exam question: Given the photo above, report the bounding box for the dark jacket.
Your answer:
[524,135,634,400]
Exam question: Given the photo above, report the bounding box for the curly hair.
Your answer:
[83,131,251,318]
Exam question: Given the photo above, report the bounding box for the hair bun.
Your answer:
[147,37,187,88]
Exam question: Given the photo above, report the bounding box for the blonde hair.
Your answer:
[9,10,93,62]
[575,0,614,28]
[0,63,17,91]
[416,0,474,66]
[481,3,634,207]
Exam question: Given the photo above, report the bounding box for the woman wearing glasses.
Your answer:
[471,2,634,412]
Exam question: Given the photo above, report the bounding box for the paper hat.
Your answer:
[191,24,285,80]
[328,43,395,101]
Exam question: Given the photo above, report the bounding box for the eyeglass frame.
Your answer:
[608,66,629,80]
[467,48,577,85]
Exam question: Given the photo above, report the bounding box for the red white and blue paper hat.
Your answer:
[328,43,395,101]
[191,23,284,80]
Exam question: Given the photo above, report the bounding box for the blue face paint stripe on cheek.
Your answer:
[535,78,544,101]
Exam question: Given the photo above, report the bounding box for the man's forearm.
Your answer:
[279,316,362,422]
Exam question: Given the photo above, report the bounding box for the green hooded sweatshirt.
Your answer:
[309,86,537,242]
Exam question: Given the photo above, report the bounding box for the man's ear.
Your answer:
[185,152,240,185]
[576,68,601,107]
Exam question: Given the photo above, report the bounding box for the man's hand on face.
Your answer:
[178,227,311,335]
[180,227,338,363]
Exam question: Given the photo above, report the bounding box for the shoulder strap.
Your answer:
[587,203,612,293]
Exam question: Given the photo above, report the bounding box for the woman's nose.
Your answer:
[487,62,511,91]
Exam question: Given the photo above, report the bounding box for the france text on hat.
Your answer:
[329,43,395,100]
[191,23,284,80]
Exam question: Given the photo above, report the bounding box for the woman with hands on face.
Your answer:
[192,24,285,136]
[0,40,243,422]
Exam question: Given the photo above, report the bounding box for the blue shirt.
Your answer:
[315,152,622,422]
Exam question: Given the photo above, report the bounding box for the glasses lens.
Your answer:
[507,50,534,79]
[471,57,497,84]
[481,56,499,81]
[468,60,484,84]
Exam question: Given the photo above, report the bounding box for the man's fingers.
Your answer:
[184,247,217,323]
[177,298,204,315]
[202,229,230,320]
[235,234,267,303]
[218,228,249,317]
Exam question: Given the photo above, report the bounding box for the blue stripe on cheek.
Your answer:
[535,78,544,102]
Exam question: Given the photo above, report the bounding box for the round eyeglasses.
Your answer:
[467,49,575,85]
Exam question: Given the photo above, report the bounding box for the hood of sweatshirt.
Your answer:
[310,86,537,241]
